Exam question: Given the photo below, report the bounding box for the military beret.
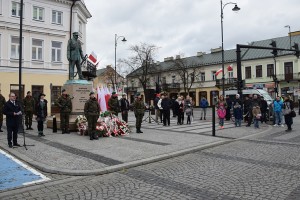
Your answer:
[135,92,141,97]
[112,91,116,95]
[90,91,95,95]
[62,89,66,93]
[27,91,31,94]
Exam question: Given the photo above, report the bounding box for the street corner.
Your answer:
[0,149,50,192]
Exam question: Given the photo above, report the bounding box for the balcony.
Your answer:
[215,78,237,88]
[276,73,300,82]
[162,83,181,92]
[82,60,97,80]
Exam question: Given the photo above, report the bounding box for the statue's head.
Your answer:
[73,32,79,39]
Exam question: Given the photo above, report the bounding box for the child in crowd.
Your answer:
[185,104,192,124]
[233,102,243,127]
[252,105,261,128]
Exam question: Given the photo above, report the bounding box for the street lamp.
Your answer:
[114,34,127,92]
[284,25,291,49]
[220,1,240,95]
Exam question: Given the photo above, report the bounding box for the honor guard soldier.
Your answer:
[55,89,72,134]
[108,91,120,116]
[84,92,100,140]
[0,90,6,132]
[133,92,145,133]
[23,91,35,130]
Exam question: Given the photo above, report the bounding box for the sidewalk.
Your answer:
[0,109,271,176]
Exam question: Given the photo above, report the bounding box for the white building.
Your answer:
[0,0,91,113]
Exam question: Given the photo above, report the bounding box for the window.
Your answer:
[190,73,195,82]
[200,72,205,81]
[212,71,216,81]
[51,41,62,62]
[245,66,251,79]
[284,62,293,80]
[51,86,61,113]
[171,76,175,83]
[256,65,262,78]
[32,85,44,102]
[12,2,22,17]
[32,39,43,61]
[267,64,274,77]
[10,84,24,100]
[228,71,234,78]
[52,10,62,24]
[11,36,23,59]
[33,6,44,21]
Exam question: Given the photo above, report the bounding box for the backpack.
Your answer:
[217,108,226,119]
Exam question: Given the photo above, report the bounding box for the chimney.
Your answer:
[197,52,206,56]
[210,47,222,53]
[175,55,181,59]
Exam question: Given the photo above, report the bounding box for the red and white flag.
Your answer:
[227,64,233,71]
[88,51,97,63]
[215,68,223,77]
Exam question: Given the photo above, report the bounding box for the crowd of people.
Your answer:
[0,87,298,148]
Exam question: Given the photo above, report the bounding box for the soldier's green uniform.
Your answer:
[84,92,100,140]
[108,93,120,116]
[55,91,72,134]
[0,93,6,132]
[133,94,145,133]
[23,92,35,130]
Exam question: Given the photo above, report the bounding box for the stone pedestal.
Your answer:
[47,80,93,131]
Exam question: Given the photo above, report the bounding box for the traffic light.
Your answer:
[292,42,299,58]
[270,40,278,57]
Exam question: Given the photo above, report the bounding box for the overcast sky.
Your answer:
[84,0,299,69]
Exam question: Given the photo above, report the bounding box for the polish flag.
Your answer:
[227,64,233,71]
[215,68,223,76]
[88,51,97,63]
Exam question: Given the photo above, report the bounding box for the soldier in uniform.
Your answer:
[84,92,100,140]
[108,91,120,116]
[67,32,85,80]
[23,91,35,130]
[55,89,72,134]
[0,89,6,132]
[132,92,145,133]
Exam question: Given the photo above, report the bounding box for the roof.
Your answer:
[96,68,107,76]
[127,34,300,77]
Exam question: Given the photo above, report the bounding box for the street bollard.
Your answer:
[53,115,57,133]
[212,105,216,136]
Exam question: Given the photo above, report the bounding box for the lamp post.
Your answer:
[220,0,240,95]
[284,25,291,49]
[114,34,127,91]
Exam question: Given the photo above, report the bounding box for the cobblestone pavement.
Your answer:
[0,116,299,199]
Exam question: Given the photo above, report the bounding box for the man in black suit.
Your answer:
[3,92,22,148]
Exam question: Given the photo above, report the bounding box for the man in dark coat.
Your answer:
[119,94,130,123]
[260,96,268,123]
[0,90,6,132]
[84,92,100,140]
[161,95,172,126]
[55,89,72,134]
[3,93,22,148]
[23,91,35,130]
[225,95,232,121]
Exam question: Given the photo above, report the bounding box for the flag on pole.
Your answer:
[227,64,233,71]
[88,51,97,64]
[215,68,223,76]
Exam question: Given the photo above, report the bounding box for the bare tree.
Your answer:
[170,56,200,96]
[121,43,159,94]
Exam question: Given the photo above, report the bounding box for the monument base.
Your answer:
[47,79,93,132]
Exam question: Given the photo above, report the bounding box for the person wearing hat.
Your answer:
[84,91,100,140]
[0,89,6,132]
[3,92,22,148]
[108,91,120,116]
[132,92,145,133]
[55,89,72,134]
[23,91,35,130]
[119,94,129,123]
[67,32,85,80]
[35,93,47,137]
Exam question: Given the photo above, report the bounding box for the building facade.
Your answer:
[0,0,91,113]
[127,33,300,106]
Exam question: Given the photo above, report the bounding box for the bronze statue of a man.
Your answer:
[67,32,85,80]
